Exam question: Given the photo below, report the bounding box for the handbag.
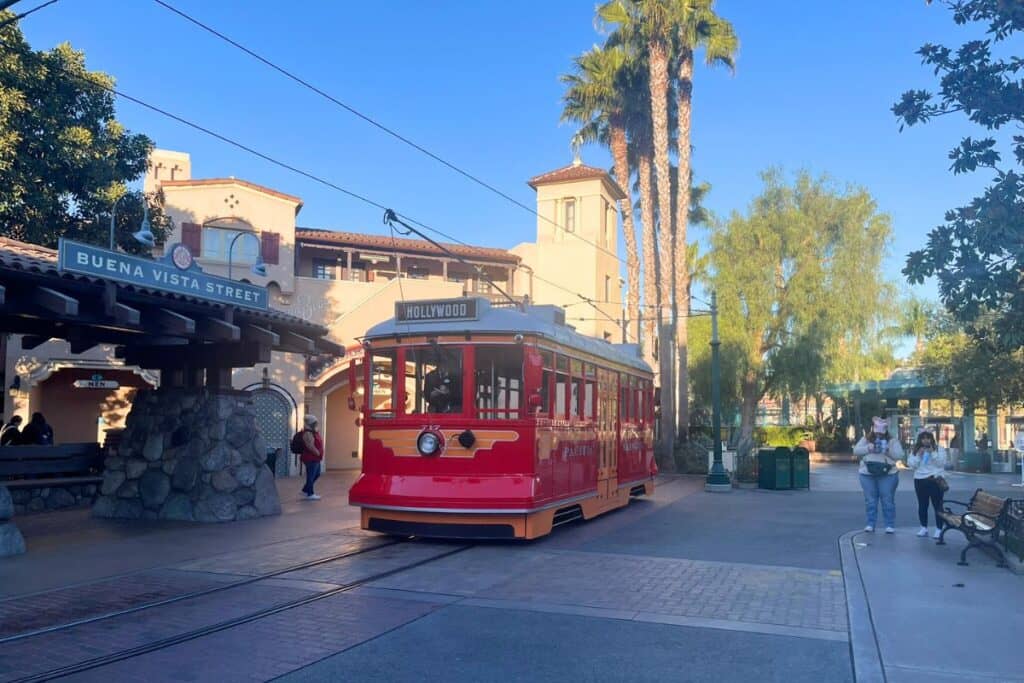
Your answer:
[935,476,949,493]
[866,461,893,476]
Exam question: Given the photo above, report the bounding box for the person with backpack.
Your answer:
[853,416,903,533]
[292,414,324,501]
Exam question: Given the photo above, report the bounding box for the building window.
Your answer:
[564,198,576,233]
[348,264,367,282]
[407,266,429,280]
[447,274,467,284]
[312,259,336,280]
[473,278,492,294]
[202,227,258,263]
[604,275,611,302]
[601,199,608,246]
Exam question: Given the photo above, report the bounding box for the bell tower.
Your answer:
[511,154,626,341]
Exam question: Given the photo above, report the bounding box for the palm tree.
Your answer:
[889,296,936,356]
[672,1,738,438]
[560,46,642,345]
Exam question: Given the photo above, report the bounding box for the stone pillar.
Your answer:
[987,412,1000,450]
[0,486,26,557]
[885,398,899,437]
[93,388,280,523]
[962,410,976,455]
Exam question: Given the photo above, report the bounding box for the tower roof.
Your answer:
[527,163,626,200]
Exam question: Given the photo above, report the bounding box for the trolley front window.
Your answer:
[369,352,396,418]
[405,346,464,415]
[475,346,523,419]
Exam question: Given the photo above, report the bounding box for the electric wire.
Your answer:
[0,0,59,29]
[150,0,628,266]
[0,36,628,333]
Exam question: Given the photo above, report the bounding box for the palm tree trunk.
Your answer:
[674,50,694,441]
[648,38,675,449]
[636,141,658,365]
[609,120,640,346]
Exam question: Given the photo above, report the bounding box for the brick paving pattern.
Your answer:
[64,593,438,683]
[0,582,317,682]
[280,541,467,586]
[374,547,848,634]
[0,570,230,639]
[174,529,384,576]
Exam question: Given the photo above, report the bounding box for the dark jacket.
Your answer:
[0,423,20,446]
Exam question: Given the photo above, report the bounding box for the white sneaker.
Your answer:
[917,527,929,537]
[933,528,942,539]
[864,525,874,533]
[885,527,896,534]
[306,494,321,501]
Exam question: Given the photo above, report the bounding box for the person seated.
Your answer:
[1,415,22,446]
[20,412,53,445]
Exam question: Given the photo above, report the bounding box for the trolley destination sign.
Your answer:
[395,298,479,323]
[58,239,269,311]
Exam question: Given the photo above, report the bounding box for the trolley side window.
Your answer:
[583,363,597,420]
[537,350,554,416]
[554,354,570,419]
[369,352,396,418]
[474,346,523,420]
[405,346,464,415]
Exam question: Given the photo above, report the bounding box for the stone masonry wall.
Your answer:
[93,388,281,522]
[10,481,99,515]
[0,486,26,557]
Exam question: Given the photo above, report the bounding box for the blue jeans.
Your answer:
[859,473,898,528]
[302,461,321,495]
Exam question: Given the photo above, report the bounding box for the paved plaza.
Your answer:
[0,465,1021,682]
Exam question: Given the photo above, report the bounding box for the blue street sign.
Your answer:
[58,239,269,310]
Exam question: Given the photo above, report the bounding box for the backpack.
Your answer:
[289,430,306,455]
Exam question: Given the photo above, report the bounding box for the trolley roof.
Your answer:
[364,297,651,374]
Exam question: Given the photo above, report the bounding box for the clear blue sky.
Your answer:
[21,0,993,305]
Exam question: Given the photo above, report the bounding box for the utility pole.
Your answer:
[706,291,731,492]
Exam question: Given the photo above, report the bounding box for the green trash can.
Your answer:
[790,446,810,489]
[758,447,792,490]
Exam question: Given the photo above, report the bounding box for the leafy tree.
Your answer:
[708,170,894,457]
[915,326,1024,412]
[885,296,938,355]
[896,0,1024,350]
[0,13,165,252]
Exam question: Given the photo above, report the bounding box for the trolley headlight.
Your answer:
[417,431,441,456]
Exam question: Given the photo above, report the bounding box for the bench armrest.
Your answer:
[942,500,970,512]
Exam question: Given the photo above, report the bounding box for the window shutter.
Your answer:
[260,231,280,265]
[181,222,201,255]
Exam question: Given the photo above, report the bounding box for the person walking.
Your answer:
[854,416,903,533]
[907,429,947,539]
[299,414,324,501]
[0,415,22,446]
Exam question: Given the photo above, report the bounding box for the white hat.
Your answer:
[304,414,319,427]
[871,417,888,434]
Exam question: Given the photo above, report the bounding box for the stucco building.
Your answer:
[2,149,626,474]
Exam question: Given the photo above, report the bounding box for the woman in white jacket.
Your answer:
[906,429,947,539]
[853,417,903,533]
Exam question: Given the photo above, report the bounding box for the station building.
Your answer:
[2,149,626,476]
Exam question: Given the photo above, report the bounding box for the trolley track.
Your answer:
[0,535,403,646]
[8,540,473,683]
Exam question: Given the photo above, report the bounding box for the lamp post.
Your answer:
[706,290,731,492]
[109,193,156,250]
[227,231,267,279]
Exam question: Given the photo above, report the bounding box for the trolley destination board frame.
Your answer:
[395,298,479,323]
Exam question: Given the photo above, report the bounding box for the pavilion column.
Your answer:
[885,398,899,438]
[909,398,922,438]
[987,411,1000,450]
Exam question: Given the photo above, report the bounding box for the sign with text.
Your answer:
[58,239,269,310]
[73,379,119,389]
[395,298,479,323]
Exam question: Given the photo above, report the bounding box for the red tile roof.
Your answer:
[527,163,626,199]
[160,178,304,211]
[295,229,521,265]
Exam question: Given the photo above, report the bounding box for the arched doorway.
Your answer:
[251,388,293,477]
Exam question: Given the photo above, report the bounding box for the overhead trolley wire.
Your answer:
[0,0,59,29]
[0,36,627,333]
[151,0,629,267]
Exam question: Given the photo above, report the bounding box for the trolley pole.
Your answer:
[706,291,731,492]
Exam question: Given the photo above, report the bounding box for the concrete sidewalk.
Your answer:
[843,527,1024,682]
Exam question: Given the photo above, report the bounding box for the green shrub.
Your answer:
[735,453,758,483]
[673,436,712,474]
[759,425,809,448]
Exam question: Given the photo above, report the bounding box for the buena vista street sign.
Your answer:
[58,239,269,310]
[395,298,479,323]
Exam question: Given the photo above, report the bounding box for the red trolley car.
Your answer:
[348,297,656,539]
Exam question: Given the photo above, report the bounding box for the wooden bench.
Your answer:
[937,489,1012,567]
[0,443,103,479]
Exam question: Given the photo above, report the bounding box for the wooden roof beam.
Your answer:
[198,316,241,342]
[102,283,140,326]
[241,324,279,347]
[151,308,196,336]
[279,330,315,354]
[32,287,78,316]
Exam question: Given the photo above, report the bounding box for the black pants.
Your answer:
[914,477,944,527]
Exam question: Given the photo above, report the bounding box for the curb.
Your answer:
[838,530,886,683]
